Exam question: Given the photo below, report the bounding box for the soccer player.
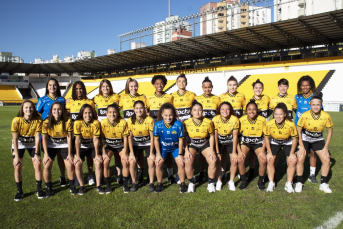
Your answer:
[36,78,67,187]
[270,78,297,120]
[146,75,175,184]
[264,103,298,193]
[245,79,270,119]
[153,103,187,193]
[66,81,96,186]
[184,101,217,193]
[11,100,44,201]
[212,102,239,191]
[101,103,131,193]
[237,100,267,191]
[220,76,246,118]
[296,92,333,193]
[73,104,103,195]
[127,101,155,192]
[295,75,318,183]
[171,74,196,123]
[93,79,120,121]
[194,76,220,183]
[42,102,75,197]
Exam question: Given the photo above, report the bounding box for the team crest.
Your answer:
[172,131,177,134]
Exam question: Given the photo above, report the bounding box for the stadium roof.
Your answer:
[1,9,343,75]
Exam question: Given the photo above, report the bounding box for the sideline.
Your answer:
[315,211,343,229]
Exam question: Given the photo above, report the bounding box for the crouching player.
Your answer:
[153,103,187,193]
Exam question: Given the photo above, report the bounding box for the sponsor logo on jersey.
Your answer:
[161,141,177,147]
[98,108,107,116]
[271,137,291,145]
[218,134,233,144]
[124,110,134,118]
[203,110,216,118]
[303,129,322,138]
[105,138,123,145]
[19,136,35,143]
[191,138,206,144]
[176,108,191,116]
[49,136,67,145]
[71,113,78,121]
[172,131,177,134]
[133,136,150,142]
[81,138,93,145]
[242,136,262,144]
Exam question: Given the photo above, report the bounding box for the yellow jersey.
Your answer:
[74,119,100,148]
[265,119,298,145]
[11,116,43,149]
[65,99,95,121]
[244,95,270,118]
[146,93,173,120]
[42,118,73,148]
[127,116,154,146]
[195,94,220,120]
[171,90,196,123]
[119,93,147,120]
[184,117,214,148]
[212,115,239,145]
[220,92,246,118]
[270,94,297,120]
[239,115,266,144]
[93,93,120,120]
[101,118,129,148]
[297,110,333,143]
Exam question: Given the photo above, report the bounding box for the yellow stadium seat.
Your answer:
[0,85,23,103]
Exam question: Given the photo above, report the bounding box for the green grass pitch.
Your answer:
[0,106,342,228]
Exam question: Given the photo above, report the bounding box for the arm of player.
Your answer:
[42,134,50,165]
[33,132,41,164]
[128,133,136,162]
[323,128,333,159]
[154,136,163,166]
[12,132,21,166]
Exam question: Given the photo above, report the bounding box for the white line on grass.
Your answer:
[315,211,343,229]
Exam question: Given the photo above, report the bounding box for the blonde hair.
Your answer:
[125,78,139,94]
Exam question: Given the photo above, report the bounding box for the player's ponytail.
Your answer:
[202,76,212,85]
[245,99,258,111]
[131,100,146,124]
[252,79,264,88]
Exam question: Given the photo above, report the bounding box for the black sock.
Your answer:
[138,168,143,178]
[36,180,42,191]
[297,175,303,184]
[249,169,255,177]
[123,176,129,186]
[69,180,74,187]
[240,174,247,182]
[199,172,205,176]
[321,175,328,184]
[104,177,110,186]
[208,178,216,184]
[188,178,195,184]
[16,181,22,193]
[258,175,265,183]
[46,181,52,189]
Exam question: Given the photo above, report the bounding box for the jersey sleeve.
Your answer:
[90,100,96,110]
[178,123,185,138]
[297,115,305,128]
[74,121,81,136]
[36,119,42,133]
[264,124,270,137]
[123,122,129,136]
[146,97,151,109]
[93,121,101,137]
[153,123,160,137]
[170,95,174,105]
[42,121,48,135]
[290,123,298,138]
[118,96,124,109]
[11,117,19,133]
[262,118,266,135]
[241,94,246,109]
[67,119,73,133]
[292,97,297,111]
[326,115,334,129]
[233,119,239,130]
[149,118,154,132]
[36,98,44,114]
[208,121,215,135]
[65,101,71,111]
[269,99,275,110]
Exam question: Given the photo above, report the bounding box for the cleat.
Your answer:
[239,181,247,190]
[216,180,222,191]
[257,181,265,190]
[105,186,112,194]
[123,184,130,193]
[295,182,303,193]
[207,183,216,193]
[228,181,236,191]
[70,186,78,195]
[78,186,86,195]
[188,182,195,193]
[59,176,67,187]
[148,183,155,193]
[180,182,187,193]
[198,173,205,184]
[319,183,332,193]
[46,188,54,198]
[14,192,24,201]
[155,182,163,193]
[168,175,176,184]
[97,187,105,194]
[266,182,275,192]
[36,190,45,199]
[284,182,294,193]
[116,175,123,185]
[130,183,139,192]
[308,175,318,184]
[88,175,95,186]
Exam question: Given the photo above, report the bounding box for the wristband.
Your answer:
[34,153,40,156]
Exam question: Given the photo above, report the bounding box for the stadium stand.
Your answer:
[0,85,23,103]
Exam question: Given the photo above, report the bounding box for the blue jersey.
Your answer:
[153,119,184,153]
[36,95,65,120]
[295,94,317,125]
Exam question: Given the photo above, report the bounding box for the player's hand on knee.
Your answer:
[231,153,238,164]
[175,155,185,167]
[266,153,274,163]
[13,157,22,167]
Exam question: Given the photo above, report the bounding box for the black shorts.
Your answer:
[241,143,263,152]
[218,143,234,155]
[78,148,102,161]
[189,143,210,153]
[12,148,36,159]
[47,148,69,160]
[133,145,153,158]
[303,140,325,152]
[270,144,292,157]
[105,146,124,154]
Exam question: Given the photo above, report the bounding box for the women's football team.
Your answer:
[11,74,334,201]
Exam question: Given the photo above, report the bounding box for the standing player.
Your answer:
[264,103,298,193]
[42,102,75,196]
[295,75,318,183]
[36,78,67,187]
[73,104,103,195]
[153,103,187,193]
[296,92,333,193]
[11,100,44,201]
[184,101,217,193]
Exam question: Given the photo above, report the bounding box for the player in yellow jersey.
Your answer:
[42,102,75,196]
[270,78,297,120]
[146,75,175,184]
[264,103,298,193]
[93,79,120,121]
[119,78,147,120]
[184,101,217,193]
[101,103,131,193]
[171,74,196,123]
[11,100,44,201]
[65,81,96,186]
[127,101,155,192]
[237,100,267,191]
[74,104,103,195]
[213,102,239,191]
[296,92,333,193]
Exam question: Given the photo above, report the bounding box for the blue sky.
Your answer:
[1,0,273,63]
